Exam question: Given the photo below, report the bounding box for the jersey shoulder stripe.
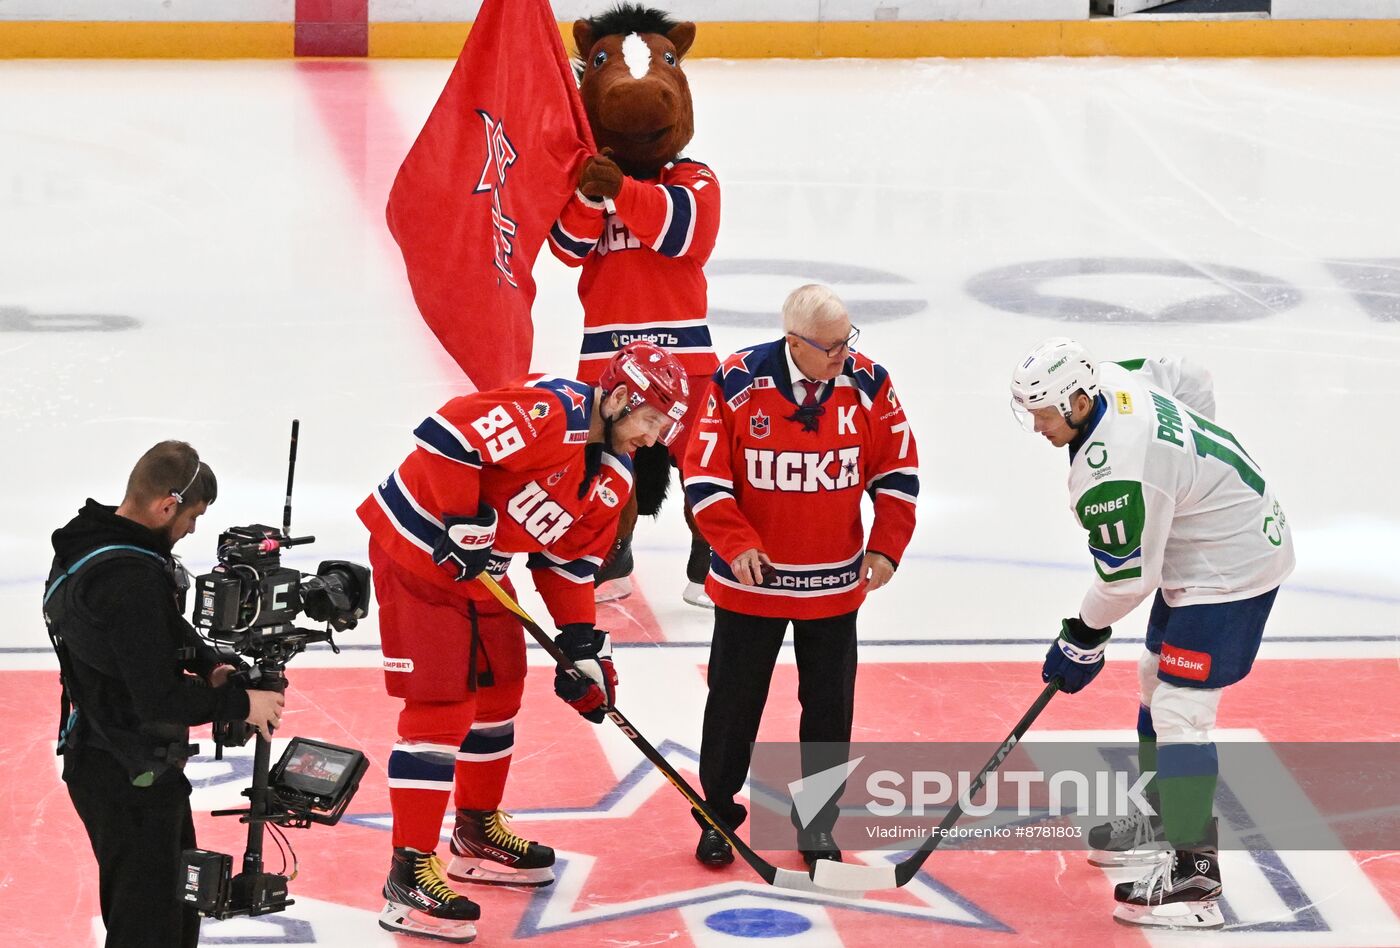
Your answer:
[375,469,443,552]
[413,413,484,467]
[714,340,780,405]
[655,184,696,257]
[529,376,595,443]
[844,351,889,405]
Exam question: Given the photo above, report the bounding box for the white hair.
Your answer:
[781,284,848,335]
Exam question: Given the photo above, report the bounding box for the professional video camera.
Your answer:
[181,421,373,920]
[194,525,368,640]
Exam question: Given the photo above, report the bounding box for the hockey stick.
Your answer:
[811,679,1061,891]
[476,572,859,894]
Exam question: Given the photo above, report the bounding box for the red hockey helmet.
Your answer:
[599,341,691,446]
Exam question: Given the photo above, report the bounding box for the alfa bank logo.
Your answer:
[1160,643,1212,682]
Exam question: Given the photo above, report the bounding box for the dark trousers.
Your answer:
[65,747,200,948]
[698,606,858,834]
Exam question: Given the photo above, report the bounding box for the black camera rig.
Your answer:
[180,421,372,920]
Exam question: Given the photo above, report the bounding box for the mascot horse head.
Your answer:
[573,5,696,179]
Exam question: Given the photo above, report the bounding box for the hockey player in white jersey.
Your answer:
[1010,338,1294,931]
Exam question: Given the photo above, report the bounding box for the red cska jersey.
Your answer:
[682,340,920,619]
[357,376,633,630]
[547,158,721,383]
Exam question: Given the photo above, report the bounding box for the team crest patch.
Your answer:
[530,401,550,420]
[383,657,414,673]
[595,483,620,507]
[750,409,771,439]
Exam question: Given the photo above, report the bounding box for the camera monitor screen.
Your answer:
[273,738,361,803]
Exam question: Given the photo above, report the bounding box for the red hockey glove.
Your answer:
[552,624,617,724]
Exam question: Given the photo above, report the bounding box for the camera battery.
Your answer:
[179,848,232,913]
[194,572,242,633]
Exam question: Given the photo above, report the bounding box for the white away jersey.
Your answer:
[1070,360,1294,630]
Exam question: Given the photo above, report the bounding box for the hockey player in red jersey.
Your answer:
[548,4,720,607]
[682,284,919,867]
[358,342,688,943]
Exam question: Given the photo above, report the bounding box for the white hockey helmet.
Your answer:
[1009,337,1098,429]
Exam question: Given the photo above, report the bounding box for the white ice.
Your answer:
[2,54,1399,945]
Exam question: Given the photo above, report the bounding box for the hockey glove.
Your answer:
[1042,617,1112,694]
[552,624,617,724]
[432,505,497,582]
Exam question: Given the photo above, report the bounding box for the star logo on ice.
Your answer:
[516,745,1008,936]
[473,109,520,288]
[342,741,1009,937]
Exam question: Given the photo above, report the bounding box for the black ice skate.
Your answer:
[379,847,480,943]
[683,532,714,609]
[1113,847,1223,930]
[1087,809,1166,867]
[594,534,633,603]
[447,808,556,887]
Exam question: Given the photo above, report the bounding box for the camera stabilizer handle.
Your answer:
[206,628,326,918]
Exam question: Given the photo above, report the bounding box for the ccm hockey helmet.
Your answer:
[1009,337,1098,429]
[599,341,691,446]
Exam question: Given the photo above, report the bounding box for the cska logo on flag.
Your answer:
[473,109,520,287]
[750,409,771,439]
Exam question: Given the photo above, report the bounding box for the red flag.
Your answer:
[386,0,593,390]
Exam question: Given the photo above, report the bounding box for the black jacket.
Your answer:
[48,501,250,780]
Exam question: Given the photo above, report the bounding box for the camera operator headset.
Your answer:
[43,441,284,948]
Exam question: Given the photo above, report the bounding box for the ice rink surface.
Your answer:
[2,55,1398,945]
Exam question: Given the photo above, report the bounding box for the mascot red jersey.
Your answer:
[548,3,719,608]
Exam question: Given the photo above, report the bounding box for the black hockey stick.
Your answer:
[476,573,858,893]
[811,679,1061,890]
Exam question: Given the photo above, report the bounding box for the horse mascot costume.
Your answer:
[547,3,720,608]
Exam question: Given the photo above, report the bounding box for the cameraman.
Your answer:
[44,441,285,948]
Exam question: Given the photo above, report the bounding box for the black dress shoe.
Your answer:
[696,826,734,866]
[799,830,843,870]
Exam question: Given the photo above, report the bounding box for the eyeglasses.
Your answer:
[790,326,860,359]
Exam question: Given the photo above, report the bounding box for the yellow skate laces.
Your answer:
[485,810,532,854]
[414,854,461,903]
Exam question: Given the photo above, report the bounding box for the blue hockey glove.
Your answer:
[553,624,617,724]
[1042,617,1112,694]
[432,505,497,581]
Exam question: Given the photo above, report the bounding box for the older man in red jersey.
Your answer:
[682,284,920,868]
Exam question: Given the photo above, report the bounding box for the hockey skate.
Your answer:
[447,808,556,887]
[379,848,479,943]
[1113,847,1224,930]
[683,531,714,609]
[594,534,633,603]
[1087,810,1166,867]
